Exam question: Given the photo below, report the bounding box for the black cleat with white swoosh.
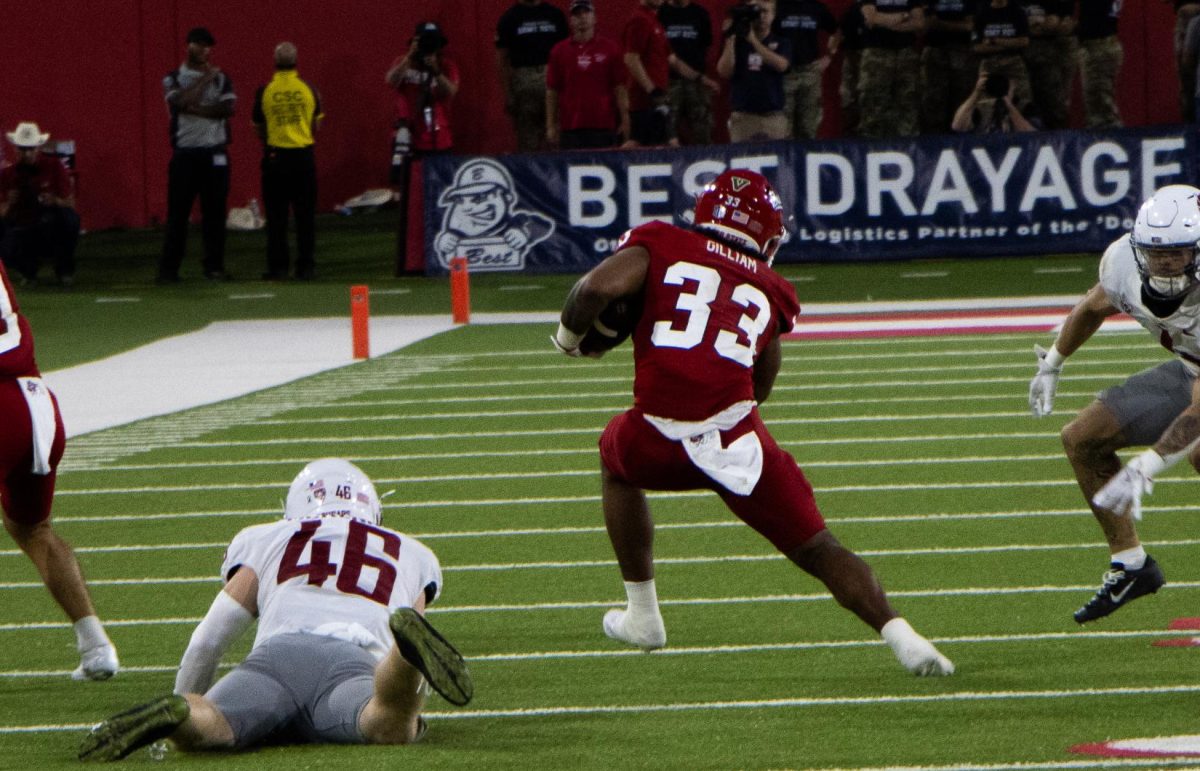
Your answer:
[1074,556,1166,624]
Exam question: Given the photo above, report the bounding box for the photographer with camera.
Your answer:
[951,70,1036,132]
[717,0,793,143]
[386,21,460,158]
[386,21,460,274]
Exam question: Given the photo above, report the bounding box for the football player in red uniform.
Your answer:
[0,259,119,679]
[554,169,954,676]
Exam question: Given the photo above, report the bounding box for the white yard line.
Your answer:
[40,300,1145,439]
[7,684,1200,737]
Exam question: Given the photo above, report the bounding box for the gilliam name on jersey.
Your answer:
[706,239,758,272]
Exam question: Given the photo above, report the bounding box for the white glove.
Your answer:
[1028,344,1063,418]
[1092,450,1166,521]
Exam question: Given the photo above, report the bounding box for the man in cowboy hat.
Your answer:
[0,121,80,286]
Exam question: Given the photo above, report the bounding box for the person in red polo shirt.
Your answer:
[546,0,631,150]
[0,122,80,286]
[622,0,678,146]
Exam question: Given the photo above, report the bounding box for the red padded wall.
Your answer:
[0,0,1177,230]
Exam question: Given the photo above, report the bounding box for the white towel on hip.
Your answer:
[17,377,57,475]
[644,400,763,496]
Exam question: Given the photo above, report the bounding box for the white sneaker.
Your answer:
[603,609,666,651]
[881,618,954,677]
[73,643,119,681]
[892,636,954,677]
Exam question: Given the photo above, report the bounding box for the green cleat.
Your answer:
[390,607,474,706]
[78,694,189,762]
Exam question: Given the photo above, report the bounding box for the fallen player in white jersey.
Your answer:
[79,458,473,761]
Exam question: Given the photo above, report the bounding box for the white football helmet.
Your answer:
[284,458,382,525]
[1130,184,1200,300]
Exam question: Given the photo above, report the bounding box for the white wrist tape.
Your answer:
[555,322,584,351]
[1151,435,1200,474]
[1043,345,1066,369]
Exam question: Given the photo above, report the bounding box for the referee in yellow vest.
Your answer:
[252,42,323,280]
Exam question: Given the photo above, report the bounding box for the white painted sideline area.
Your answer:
[44,312,556,438]
[41,296,1123,438]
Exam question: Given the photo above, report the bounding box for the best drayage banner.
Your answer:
[422,127,1198,274]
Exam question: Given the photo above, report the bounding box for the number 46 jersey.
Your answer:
[624,221,801,422]
[221,516,443,659]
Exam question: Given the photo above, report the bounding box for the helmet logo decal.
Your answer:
[730,176,751,192]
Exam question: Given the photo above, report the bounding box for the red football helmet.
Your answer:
[693,169,786,264]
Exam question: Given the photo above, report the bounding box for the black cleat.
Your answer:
[78,694,189,762]
[389,607,474,706]
[1074,556,1166,624]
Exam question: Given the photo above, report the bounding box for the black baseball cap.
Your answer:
[415,21,445,37]
[186,27,216,46]
[570,0,594,12]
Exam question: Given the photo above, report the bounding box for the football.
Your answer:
[579,294,643,356]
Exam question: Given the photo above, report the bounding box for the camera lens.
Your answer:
[984,73,1009,98]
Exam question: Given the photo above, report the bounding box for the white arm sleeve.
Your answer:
[174,590,255,695]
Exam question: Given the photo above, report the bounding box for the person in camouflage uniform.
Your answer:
[920,0,978,134]
[659,0,719,145]
[774,0,839,139]
[1172,0,1200,121]
[972,0,1031,110]
[857,0,926,138]
[1021,0,1074,129]
[1076,0,1122,128]
[495,0,569,152]
[836,3,866,135]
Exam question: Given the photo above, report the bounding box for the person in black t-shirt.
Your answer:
[1076,0,1122,128]
[773,0,838,139]
[836,3,867,136]
[1020,1,1075,129]
[496,0,569,151]
[857,0,926,138]
[920,0,978,134]
[659,0,719,144]
[971,0,1031,110]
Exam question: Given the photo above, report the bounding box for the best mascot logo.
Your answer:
[434,159,554,271]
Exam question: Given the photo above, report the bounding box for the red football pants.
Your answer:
[599,407,827,554]
[0,377,65,524]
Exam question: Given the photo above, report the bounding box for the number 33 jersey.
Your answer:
[623,221,801,421]
[221,516,443,659]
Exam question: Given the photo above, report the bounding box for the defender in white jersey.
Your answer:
[79,459,473,762]
[1030,184,1200,623]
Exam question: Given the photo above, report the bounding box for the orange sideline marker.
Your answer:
[450,257,470,324]
[351,284,370,359]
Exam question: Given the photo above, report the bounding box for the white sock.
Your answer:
[73,615,110,652]
[880,617,920,650]
[1111,546,1146,570]
[623,580,661,616]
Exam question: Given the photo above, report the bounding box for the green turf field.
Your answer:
[16,209,1100,370]
[4,317,1200,768]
